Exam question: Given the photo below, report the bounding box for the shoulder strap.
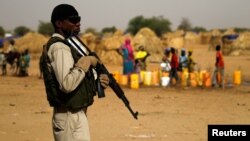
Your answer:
[46,36,65,51]
[42,37,65,63]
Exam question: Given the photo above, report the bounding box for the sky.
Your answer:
[0,0,250,32]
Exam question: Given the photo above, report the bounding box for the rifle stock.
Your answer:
[66,36,138,120]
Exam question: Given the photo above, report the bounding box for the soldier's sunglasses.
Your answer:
[67,16,81,24]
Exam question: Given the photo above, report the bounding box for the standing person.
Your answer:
[41,4,109,141]
[161,47,171,72]
[7,39,17,53]
[5,39,20,75]
[134,45,150,72]
[187,50,196,87]
[19,49,30,76]
[0,50,7,75]
[212,45,225,88]
[178,48,188,71]
[169,47,179,85]
[117,38,135,75]
[187,50,196,73]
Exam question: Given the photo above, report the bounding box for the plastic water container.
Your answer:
[143,71,152,86]
[189,72,197,87]
[119,74,128,86]
[233,70,241,85]
[151,71,160,86]
[130,73,139,89]
[161,76,170,87]
[112,71,120,82]
[181,68,189,87]
[203,72,211,87]
[161,72,169,77]
[140,71,145,83]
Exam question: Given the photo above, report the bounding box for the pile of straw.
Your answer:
[161,30,185,49]
[96,30,128,65]
[133,27,163,53]
[184,32,201,45]
[80,32,97,51]
[15,32,49,54]
[229,32,250,56]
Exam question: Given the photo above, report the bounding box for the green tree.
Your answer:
[0,26,5,37]
[126,15,171,37]
[126,15,145,35]
[192,26,207,33]
[84,27,99,35]
[234,27,250,33]
[38,21,54,36]
[101,26,117,34]
[14,26,30,36]
[148,16,172,37]
[218,29,226,33]
[177,18,192,31]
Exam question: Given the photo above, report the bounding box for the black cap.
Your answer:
[51,4,78,24]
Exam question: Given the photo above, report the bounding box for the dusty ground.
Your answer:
[1,45,250,141]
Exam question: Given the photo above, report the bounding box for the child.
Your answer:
[161,48,171,72]
[187,50,196,73]
[212,45,225,88]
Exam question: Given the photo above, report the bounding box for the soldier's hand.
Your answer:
[75,56,99,72]
[99,74,109,89]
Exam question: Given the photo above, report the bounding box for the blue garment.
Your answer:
[20,54,30,68]
[122,48,134,74]
[0,38,3,48]
[24,54,30,67]
[179,56,188,68]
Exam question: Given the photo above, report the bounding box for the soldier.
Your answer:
[41,4,109,141]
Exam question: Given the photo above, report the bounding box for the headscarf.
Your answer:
[123,38,134,60]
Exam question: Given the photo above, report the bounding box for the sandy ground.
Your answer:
[0,45,250,141]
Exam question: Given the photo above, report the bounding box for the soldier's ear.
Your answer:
[55,20,63,28]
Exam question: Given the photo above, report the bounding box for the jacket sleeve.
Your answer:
[48,42,85,93]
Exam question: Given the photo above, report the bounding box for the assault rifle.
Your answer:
[66,36,138,120]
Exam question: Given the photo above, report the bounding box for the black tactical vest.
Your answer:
[40,36,96,109]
